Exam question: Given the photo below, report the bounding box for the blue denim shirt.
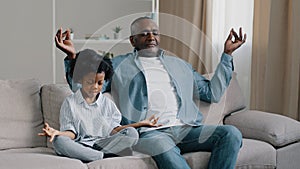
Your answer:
[64,49,233,126]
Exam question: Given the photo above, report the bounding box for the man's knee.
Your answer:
[221,125,243,147]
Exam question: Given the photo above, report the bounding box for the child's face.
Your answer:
[80,72,105,100]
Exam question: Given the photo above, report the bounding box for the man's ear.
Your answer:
[129,36,136,47]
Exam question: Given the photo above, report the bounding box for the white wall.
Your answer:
[55,0,152,40]
[54,0,152,83]
[0,0,152,84]
[0,0,53,84]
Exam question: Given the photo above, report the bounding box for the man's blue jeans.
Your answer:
[133,125,242,169]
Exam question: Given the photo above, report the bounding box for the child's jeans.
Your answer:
[52,127,139,162]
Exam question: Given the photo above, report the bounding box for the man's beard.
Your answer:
[138,47,159,57]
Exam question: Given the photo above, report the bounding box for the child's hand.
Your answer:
[139,115,162,127]
[38,123,60,142]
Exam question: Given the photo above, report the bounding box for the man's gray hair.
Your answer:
[130,16,153,35]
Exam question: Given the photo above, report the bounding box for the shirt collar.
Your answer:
[133,48,165,59]
[133,48,165,71]
[74,89,102,107]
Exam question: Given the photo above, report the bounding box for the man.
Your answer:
[56,16,246,169]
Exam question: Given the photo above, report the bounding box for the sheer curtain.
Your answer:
[251,0,300,120]
[159,0,254,107]
[159,0,213,73]
[211,0,254,108]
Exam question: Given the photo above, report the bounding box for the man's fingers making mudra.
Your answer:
[224,27,246,56]
[231,27,246,43]
[55,27,76,59]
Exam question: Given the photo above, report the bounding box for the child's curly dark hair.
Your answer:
[70,49,113,83]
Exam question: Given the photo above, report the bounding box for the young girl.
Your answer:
[39,49,159,162]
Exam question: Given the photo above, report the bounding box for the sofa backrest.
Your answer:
[0,79,46,150]
[40,72,246,146]
[40,84,72,148]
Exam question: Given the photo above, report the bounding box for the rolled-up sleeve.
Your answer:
[60,99,77,136]
[110,104,122,130]
[106,99,122,131]
[194,53,233,103]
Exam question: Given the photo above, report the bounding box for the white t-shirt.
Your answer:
[139,56,184,132]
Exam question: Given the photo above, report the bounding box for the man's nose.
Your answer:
[147,32,155,39]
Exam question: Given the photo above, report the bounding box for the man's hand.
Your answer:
[38,123,60,142]
[55,28,76,59]
[110,115,163,135]
[224,28,246,56]
[139,114,162,127]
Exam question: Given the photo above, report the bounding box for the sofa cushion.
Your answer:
[198,72,246,124]
[0,149,87,169]
[87,155,157,169]
[276,142,300,169]
[183,138,276,169]
[235,139,276,169]
[41,84,72,148]
[224,110,300,147]
[86,138,276,169]
[183,151,211,169]
[0,79,46,150]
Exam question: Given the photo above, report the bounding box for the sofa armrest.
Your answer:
[224,110,300,147]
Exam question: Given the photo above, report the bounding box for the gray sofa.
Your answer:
[1,72,300,169]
